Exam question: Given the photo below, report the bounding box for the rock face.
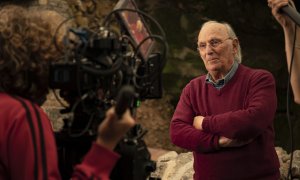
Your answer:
[151,151,194,180]
[276,147,300,180]
[151,148,300,180]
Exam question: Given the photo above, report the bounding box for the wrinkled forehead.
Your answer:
[198,23,228,42]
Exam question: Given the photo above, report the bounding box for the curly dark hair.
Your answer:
[0,5,62,104]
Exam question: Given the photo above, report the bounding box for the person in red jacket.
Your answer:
[0,5,135,180]
[170,20,280,179]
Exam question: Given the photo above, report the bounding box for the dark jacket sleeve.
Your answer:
[202,70,277,140]
[170,84,220,153]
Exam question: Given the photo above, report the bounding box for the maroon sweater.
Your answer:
[170,64,280,180]
[0,93,119,180]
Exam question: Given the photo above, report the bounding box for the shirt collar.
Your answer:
[205,61,239,89]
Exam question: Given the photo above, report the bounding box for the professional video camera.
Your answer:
[48,0,167,179]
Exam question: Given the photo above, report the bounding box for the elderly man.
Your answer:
[170,21,280,179]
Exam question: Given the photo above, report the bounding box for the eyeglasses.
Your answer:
[197,37,232,51]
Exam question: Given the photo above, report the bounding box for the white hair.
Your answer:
[199,20,242,63]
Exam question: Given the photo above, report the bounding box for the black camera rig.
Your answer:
[48,0,167,179]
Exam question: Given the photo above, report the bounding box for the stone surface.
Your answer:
[150,147,300,180]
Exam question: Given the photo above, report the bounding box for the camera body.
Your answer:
[48,0,166,179]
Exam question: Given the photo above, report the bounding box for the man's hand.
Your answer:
[193,116,253,148]
[193,115,204,130]
[218,136,253,148]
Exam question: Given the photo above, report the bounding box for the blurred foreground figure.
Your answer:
[0,5,135,180]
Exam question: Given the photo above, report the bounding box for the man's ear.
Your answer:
[232,38,239,53]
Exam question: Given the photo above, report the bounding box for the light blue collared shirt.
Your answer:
[205,61,239,89]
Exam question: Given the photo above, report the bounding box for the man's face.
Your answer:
[197,23,237,77]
